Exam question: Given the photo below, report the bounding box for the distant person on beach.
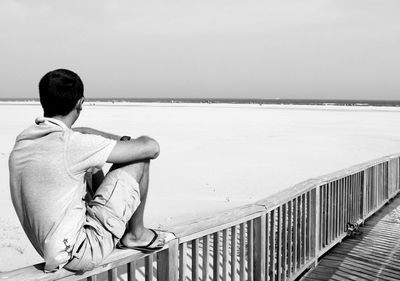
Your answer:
[8,69,174,272]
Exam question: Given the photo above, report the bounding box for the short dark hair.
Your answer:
[39,69,84,117]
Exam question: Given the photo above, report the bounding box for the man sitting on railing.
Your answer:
[8,69,175,273]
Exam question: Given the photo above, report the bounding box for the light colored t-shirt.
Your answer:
[9,117,116,271]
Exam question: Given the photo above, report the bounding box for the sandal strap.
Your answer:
[143,229,159,248]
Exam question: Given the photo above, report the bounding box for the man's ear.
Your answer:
[76,97,84,113]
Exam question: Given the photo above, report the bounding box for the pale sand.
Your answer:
[1,103,400,271]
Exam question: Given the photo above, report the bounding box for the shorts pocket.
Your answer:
[89,176,140,238]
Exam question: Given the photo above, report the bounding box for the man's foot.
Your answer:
[118,228,176,253]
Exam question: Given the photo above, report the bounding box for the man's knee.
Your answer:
[112,160,150,183]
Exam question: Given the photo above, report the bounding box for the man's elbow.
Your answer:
[138,136,160,159]
[150,139,160,159]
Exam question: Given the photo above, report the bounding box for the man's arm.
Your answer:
[107,136,160,163]
[73,127,160,163]
[73,127,120,140]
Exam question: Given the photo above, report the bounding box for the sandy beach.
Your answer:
[1,102,400,271]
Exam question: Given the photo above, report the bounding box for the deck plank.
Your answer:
[302,195,400,281]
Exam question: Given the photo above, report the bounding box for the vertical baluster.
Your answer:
[307,191,311,260]
[373,166,376,209]
[287,201,292,278]
[351,175,354,221]
[353,174,356,222]
[356,173,359,217]
[145,255,153,281]
[336,180,341,236]
[108,268,117,281]
[361,171,365,216]
[320,185,325,249]
[361,171,366,219]
[223,229,229,281]
[292,200,297,274]
[372,167,375,211]
[381,164,385,203]
[381,164,384,203]
[367,169,370,213]
[203,236,210,281]
[348,176,352,223]
[277,206,282,281]
[339,179,342,233]
[357,172,361,219]
[254,214,266,281]
[297,196,302,269]
[158,240,179,281]
[391,160,394,196]
[325,184,329,244]
[329,182,333,243]
[282,204,287,281]
[266,212,270,281]
[345,176,349,227]
[326,184,330,245]
[365,169,368,215]
[248,221,254,281]
[270,209,276,281]
[368,169,371,216]
[376,166,379,207]
[369,167,372,211]
[379,164,382,204]
[331,182,335,240]
[240,223,246,281]
[397,158,400,193]
[313,187,320,265]
[353,174,356,221]
[375,166,378,209]
[381,164,383,202]
[179,243,187,281]
[334,181,338,238]
[128,261,136,281]
[87,276,97,281]
[344,177,348,226]
[213,232,220,281]
[383,163,386,201]
[386,161,390,199]
[370,168,373,212]
[192,239,199,281]
[301,193,306,265]
[231,226,237,281]
[350,175,354,222]
[324,184,329,245]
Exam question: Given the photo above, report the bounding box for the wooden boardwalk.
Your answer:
[302,195,400,281]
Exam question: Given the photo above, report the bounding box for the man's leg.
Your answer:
[109,160,155,247]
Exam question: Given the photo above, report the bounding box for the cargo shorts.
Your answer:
[65,169,141,272]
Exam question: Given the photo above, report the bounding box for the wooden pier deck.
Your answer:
[302,195,400,281]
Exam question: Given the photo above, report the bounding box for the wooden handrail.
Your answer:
[1,153,400,281]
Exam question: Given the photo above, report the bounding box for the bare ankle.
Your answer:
[122,227,149,241]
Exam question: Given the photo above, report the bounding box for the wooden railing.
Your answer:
[1,154,400,281]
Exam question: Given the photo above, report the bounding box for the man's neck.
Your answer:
[50,114,77,128]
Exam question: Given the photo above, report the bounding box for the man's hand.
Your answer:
[107,136,160,163]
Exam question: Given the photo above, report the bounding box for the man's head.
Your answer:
[39,69,84,118]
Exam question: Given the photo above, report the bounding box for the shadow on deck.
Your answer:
[302,195,400,281]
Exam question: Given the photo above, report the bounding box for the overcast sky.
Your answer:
[1,1,399,100]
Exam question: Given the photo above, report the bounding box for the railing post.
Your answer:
[360,171,365,220]
[254,213,266,281]
[314,186,320,266]
[362,170,367,219]
[157,239,179,281]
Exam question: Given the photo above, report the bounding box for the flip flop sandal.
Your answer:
[117,229,176,253]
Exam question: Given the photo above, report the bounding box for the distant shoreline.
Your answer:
[1,98,400,107]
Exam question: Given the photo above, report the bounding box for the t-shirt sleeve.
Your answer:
[66,131,117,177]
